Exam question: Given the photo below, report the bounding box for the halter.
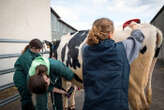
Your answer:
[123,19,140,30]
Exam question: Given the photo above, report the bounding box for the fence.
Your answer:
[0,38,49,107]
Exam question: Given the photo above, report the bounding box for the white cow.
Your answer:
[47,23,163,110]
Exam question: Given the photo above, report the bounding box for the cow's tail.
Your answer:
[156,28,163,47]
[154,28,163,57]
[146,27,163,105]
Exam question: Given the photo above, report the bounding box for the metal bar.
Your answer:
[0,83,15,91]
[0,68,15,75]
[0,93,20,107]
[41,51,49,54]
[0,38,29,43]
[0,51,49,59]
[0,53,20,59]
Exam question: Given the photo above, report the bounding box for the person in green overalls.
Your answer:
[13,39,43,110]
[28,56,82,110]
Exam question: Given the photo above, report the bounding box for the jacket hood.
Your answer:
[29,56,50,76]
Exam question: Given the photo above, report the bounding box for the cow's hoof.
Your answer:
[69,105,75,110]
[64,107,69,110]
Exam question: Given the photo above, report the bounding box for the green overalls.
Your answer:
[13,48,40,110]
[29,56,74,110]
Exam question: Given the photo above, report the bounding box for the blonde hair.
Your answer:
[87,18,114,46]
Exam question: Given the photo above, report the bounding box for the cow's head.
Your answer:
[43,40,61,59]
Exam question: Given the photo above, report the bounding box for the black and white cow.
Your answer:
[45,23,163,110]
[44,30,89,109]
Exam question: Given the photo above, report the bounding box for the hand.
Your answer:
[53,87,67,95]
[59,90,67,95]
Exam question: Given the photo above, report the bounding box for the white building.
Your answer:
[151,5,164,62]
[0,0,78,109]
[51,8,77,40]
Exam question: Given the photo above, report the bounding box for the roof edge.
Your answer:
[150,5,164,23]
[50,7,78,31]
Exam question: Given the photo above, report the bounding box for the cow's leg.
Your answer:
[129,76,143,110]
[129,88,149,110]
[62,79,69,109]
[138,55,156,110]
[137,77,151,110]
[69,84,77,109]
[140,88,150,110]
[129,75,149,110]
[63,81,76,110]
[146,58,157,105]
[129,87,142,110]
[139,57,156,110]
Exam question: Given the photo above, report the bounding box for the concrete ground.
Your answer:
[150,60,164,110]
[0,60,164,110]
[74,60,164,110]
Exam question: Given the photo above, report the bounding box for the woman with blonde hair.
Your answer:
[82,18,145,110]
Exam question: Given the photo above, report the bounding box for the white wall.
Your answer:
[0,0,51,41]
[0,0,51,86]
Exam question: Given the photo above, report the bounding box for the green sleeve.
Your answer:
[13,59,31,97]
[50,59,74,81]
[13,59,26,88]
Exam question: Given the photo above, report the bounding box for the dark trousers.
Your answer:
[35,93,49,110]
[51,92,63,110]
[18,90,35,110]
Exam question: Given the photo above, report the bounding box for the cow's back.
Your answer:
[56,30,89,87]
[54,23,163,109]
[56,23,161,87]
[114,24,157,88]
